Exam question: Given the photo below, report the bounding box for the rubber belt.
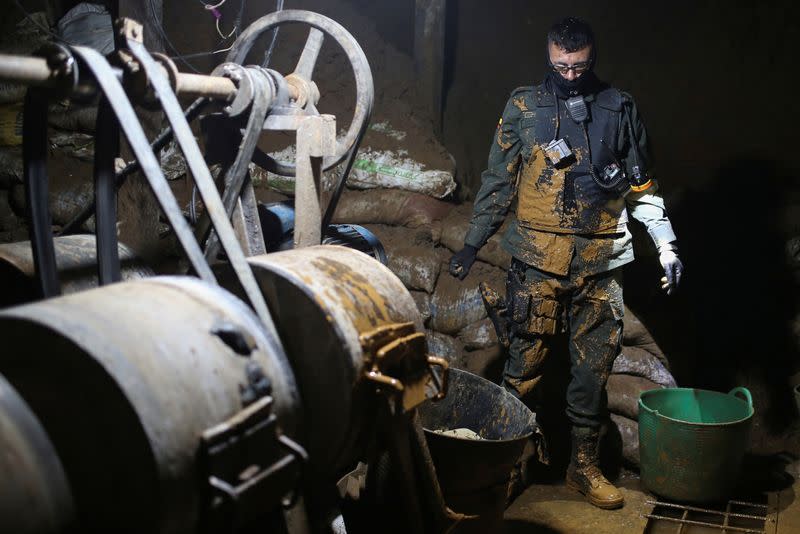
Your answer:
[69,45,216,284]
[201,68,271,261]
[58,97,209,236]
[123,38,279,340]
[22,88,61,298]
[93,96,122,284]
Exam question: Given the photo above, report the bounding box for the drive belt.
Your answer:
[69,45,217,285]
[22,87,60,298]
[199,66,272,260]
[58,97,209,236]
[123,38,279,341]
[93,96,121,284]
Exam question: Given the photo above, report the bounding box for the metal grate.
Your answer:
[643,498,777,534]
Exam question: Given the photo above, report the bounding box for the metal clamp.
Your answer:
[201,395,308,533]
[360,323,451,412]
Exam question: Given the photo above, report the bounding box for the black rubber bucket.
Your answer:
[418,369,537,532]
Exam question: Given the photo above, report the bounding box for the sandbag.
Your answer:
[439,205,511,269]
[387,245,442,293]
[48,102,98,134]
[0,146,23,189]
[426,330,464,368]
[457,317,498,350]
[409,290,432,325]
[10,152,95,229]
[606,374,662,420]
[331,189,453,229]
[348,147,456,198]
[430,260,506,335]
[0,103,23,146]
[622,306,669,368]
[0,13,51,105]
[0,192,20,232]
[609,414,640,468]
[613,346,677,388]
[56,3,114,56]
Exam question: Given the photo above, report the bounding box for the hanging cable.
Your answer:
[261,0,284,67]
[147,0,202,73]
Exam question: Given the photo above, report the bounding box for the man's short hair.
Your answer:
[547,17,594,52]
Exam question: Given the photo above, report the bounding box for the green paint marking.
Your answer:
[353,159,420,181]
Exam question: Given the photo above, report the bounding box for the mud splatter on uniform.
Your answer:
[465,82,676,427]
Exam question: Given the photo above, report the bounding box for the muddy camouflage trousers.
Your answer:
[502,258,624,428]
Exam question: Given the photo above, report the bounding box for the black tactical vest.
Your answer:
[516,84,627,235]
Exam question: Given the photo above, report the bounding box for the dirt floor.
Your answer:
[504,457,800,534]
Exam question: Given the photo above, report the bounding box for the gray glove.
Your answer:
[658,244,684,295]
[449,245,478,280]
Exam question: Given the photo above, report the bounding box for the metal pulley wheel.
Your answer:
[227,9,374,176]
[0,277,302,533]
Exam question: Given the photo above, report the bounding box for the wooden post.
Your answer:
[414,0,447,139]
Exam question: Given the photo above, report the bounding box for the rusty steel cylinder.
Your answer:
[0,277,300,534]
[222,245,424,482]
[0,373,75,534]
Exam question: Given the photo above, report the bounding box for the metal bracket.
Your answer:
[261,113,337,247]
[360,323,449,412]
[201,395,308,533]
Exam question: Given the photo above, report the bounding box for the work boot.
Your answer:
[565,426,624,509]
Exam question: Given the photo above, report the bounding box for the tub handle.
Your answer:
[426,355,449,402]
[729,386,753,408]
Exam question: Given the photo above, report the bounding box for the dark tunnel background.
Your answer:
[5,0,799,448]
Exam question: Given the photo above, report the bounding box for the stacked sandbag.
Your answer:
[0,12,51,242]
[355,203,508,380]
[606,306,677,468]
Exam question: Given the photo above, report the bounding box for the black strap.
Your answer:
[93,96,122,284]
[199,68,271,260]
[58,97,209,236]
[22,88,61,298]
[69,45,216,284]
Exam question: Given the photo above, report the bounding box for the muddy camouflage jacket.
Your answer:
[464,82,677,277]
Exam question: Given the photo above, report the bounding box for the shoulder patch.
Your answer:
[497,117,503,129]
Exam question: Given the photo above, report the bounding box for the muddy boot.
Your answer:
[565,426,624,509]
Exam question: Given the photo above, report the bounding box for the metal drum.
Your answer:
[225,246,425,482]
[0,234,154,307]
[0,373,75,534]
[0,277,301,534]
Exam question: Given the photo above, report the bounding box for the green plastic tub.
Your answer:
[638,387,754,503]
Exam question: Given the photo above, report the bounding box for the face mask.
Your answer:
[546,69,599,97]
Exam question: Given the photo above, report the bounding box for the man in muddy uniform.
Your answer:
[448,17,682,509]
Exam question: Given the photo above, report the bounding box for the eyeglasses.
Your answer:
[551,61,591,75]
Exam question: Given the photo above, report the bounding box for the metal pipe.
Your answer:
[0,52,244,100]
[174,71,237,100]
[0,54,54,86]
